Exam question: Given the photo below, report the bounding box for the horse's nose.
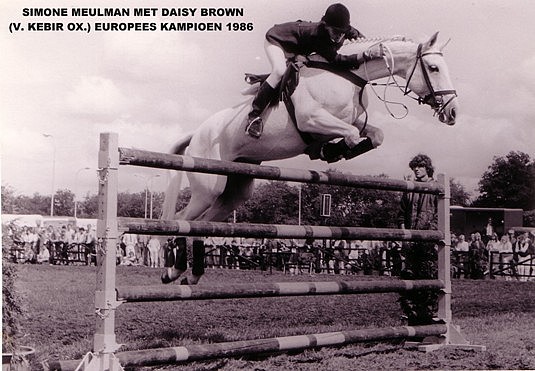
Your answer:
[448,107,457,125]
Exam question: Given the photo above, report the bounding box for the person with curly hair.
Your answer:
[398,153,438,231]
[398,154,439,325]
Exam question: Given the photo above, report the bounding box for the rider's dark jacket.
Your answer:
[265,21,364,68]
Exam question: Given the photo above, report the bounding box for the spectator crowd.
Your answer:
[5,222,533,282]
[451,228,535,282]
[5,222,96,265]
[115,234,404,276]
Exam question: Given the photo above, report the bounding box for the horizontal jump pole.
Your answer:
[119,147,444,194]
[117,279,445,302]
[50,324,447,370]
[118,217,444,242]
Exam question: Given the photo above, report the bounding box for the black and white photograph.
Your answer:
[1,1,534,370]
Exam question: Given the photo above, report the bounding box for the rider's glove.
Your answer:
[363,44,384,61]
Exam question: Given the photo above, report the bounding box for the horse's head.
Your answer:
[403,32,458,125]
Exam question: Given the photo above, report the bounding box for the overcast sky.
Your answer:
[1,0,534,203]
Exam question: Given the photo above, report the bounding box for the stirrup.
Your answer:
[245,117,263,138]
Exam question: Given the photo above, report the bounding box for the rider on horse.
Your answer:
[245,3,379,139]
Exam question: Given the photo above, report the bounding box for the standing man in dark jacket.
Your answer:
[398,154,440,325]
[398,154,439,231]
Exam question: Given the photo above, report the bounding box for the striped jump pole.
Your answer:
[117,279,445,302]
[50,324,447,371]
[118,147,444,194]
[118,217,444,241]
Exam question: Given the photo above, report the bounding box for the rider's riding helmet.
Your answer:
[321,3,351,31]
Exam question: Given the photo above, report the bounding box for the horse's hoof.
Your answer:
[161,273,176,284]
[320,141,347,163]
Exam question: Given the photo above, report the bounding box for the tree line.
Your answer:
[2,151,534,226]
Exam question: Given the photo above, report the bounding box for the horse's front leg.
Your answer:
[357,121,384,149]
[318,120,384,163]
[299,107,384,162]
[297,107,362,147]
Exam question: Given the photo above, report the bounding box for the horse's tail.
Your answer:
[161,133,193,220]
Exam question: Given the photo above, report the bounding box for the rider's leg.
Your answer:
[246,41,286,138]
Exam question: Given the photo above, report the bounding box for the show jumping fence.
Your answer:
[49,132,485,370]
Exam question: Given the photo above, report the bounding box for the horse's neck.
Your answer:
[341,38,417,81]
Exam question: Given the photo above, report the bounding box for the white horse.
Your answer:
[161,32,458,284]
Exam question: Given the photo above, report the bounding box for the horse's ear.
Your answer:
[423,31,440,50]
[439,38,452,52]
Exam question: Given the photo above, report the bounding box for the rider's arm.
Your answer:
[332,43,384,69]
[332,53,364,68]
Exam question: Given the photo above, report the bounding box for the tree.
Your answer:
[237,181,299,224]
[117,192,146,218]
[175,188,192,215]
[1,185,16,214]
[300,173,401,228]
[53,189,75,216]
[450,179,471,207]
[150,191,165,219]
[79,193,98,218]
[234,171,402,228]
[474,151,535,210]
[14,193,50,215]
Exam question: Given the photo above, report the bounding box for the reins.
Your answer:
[363,42,410,119]
[362,40,457,119]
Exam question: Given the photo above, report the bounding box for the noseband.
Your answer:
[404,44,457,117]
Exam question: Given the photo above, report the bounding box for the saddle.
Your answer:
[244,55,368,155]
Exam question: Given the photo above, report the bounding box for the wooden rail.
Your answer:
[117,279,445,302]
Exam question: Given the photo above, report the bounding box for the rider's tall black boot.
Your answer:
[245,82,277,138]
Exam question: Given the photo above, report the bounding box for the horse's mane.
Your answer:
[340,36,415,54]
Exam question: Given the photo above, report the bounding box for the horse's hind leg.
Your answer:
[197,175,255,222]
[161,187,214,284]
[163,173,229,284]
[180,175,254,284]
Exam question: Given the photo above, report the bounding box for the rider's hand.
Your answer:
[345,27,364,41]
[363,44,384,61]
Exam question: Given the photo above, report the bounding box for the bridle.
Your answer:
[404,43,457,117]
[364,40,457,120]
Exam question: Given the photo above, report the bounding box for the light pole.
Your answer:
[298,183,302,226]
[74,167,91,218]
[134,174,149,218]
[42,134,56,217]
[135,174,161,219]
[148,174,160,219]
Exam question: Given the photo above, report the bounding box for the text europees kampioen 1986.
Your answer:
[9,7,255,33]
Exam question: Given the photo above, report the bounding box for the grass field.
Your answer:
[10,264,535,370]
